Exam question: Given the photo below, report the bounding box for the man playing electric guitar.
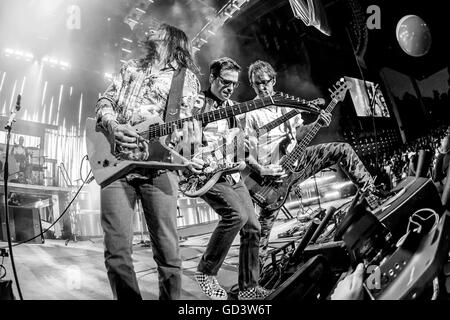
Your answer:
[95,24,204,300]
[243,60,386,263]
[192,57,272,300]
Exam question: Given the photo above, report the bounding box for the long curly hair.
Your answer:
[141,23,199,74]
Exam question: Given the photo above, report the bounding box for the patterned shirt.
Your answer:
[95,59,201,161]
[193,90,244,182]
[244,104,304,166]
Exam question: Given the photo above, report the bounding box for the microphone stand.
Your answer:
[2,94,24,300]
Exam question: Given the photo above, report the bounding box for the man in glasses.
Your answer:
[243,60,386,264]
[193,57,272,300]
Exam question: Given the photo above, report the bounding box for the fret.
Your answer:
[147,95,283,139]
[281,97,339,168]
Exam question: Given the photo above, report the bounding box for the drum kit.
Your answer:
[0,147,47,184]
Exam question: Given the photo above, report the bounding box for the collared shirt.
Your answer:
[244,103,304,166]
[95,59,201,161]
[193,90,243,183]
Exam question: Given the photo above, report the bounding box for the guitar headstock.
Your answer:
[329,78,352,102]
[267,92,320,113]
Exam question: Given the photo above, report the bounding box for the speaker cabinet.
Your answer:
[0,207,16,242]
[378,177,443,240]
[265,255,333,300]
[12,207,43,244]
[0,206,43,244]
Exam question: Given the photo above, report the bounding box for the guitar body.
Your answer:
[179,128,246,197]
[86,117,188,187]
[179,161,246,197]
[242,167,302,212]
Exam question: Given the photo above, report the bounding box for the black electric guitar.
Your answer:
[243,79,352,212]
[86,93,319,187]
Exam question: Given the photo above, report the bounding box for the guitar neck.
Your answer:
[257,109,300,136]
[147,98,270,139]
[281,98,338,168]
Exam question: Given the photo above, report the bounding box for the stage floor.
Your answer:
[0,199,350,300]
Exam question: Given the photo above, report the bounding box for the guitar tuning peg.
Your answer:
[328,88,334,94]
[296,97,300,102]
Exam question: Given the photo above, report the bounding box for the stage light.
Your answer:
[324,191,340,199]
[207,29,216,36]
[121,48,132,54]
[302,196,320,203]
[128,18,138,25]
[331,181,353,190]
[135,7,146,14]
[122,37,133,43]
[199,38,208,44]
[224,12,233,19]
[59,61,70,69]
[299,175,335,187]
[3,48,34,61]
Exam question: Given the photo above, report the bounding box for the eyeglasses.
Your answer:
[251,78,274,87]
[217,75,240,88]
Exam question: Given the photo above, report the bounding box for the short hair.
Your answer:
[209,57,241,78]
[248,60,277,83]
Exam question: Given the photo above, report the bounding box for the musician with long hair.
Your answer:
[95,23,202,300]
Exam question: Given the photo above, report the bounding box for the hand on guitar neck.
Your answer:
[296,110,332,141]
[315,110,332,127]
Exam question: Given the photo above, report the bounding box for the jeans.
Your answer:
[100,171,181,300]
[259,142,375,259]
[198,177,261,291]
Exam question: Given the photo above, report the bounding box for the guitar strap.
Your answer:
[164,67,186,122]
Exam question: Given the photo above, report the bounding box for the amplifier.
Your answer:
[368,210,450,299]
[0,206,43,244]
[377,177,443,240]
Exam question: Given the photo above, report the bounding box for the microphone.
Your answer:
[15,94,21,111]
[5,94,21,130]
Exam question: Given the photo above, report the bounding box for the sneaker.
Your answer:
[195,271,228,300]
[238,286,274,300]
[365,192,383,211]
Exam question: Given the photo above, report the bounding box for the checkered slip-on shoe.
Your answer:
[195,271,228,300]
[238,286,274,300]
